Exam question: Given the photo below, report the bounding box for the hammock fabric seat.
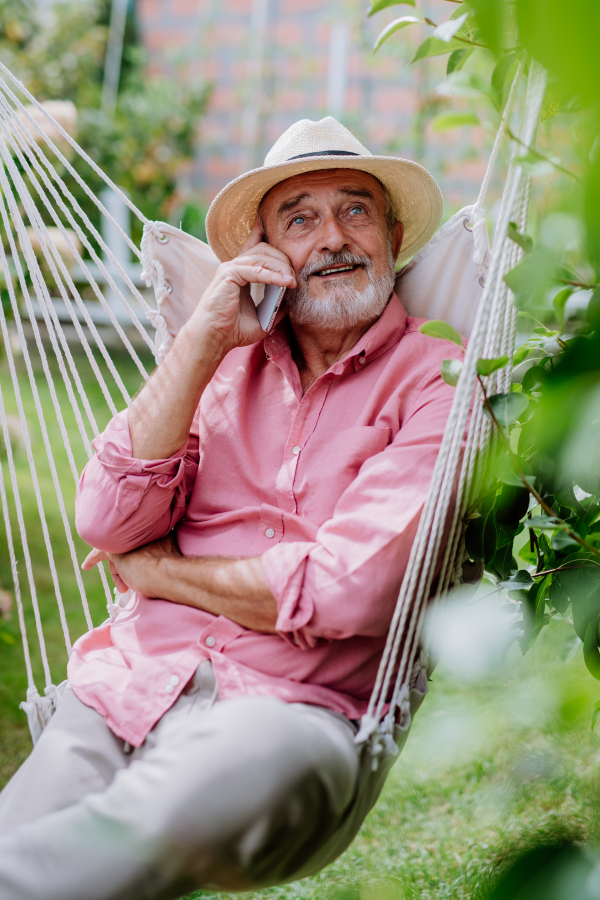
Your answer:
[0,57,546,878]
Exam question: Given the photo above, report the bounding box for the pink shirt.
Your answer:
[69,295,463,746]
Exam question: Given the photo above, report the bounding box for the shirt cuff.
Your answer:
[93,409,190,478]
[261,540,319,649]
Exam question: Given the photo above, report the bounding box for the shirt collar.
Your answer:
[263,292,409,373]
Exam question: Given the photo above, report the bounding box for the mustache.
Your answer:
[299,250,373,281]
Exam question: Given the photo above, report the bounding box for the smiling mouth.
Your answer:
[312,264,363,278]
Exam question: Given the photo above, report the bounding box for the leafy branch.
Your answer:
[476,375,600,560]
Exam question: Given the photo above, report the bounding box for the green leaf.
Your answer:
[466,0,504,56]
[516,0,600,106]
[584,614,600,680]
[552,531,581,551]
[465,498,497,563]
[500,570,534,590]
[433,12,468,42]
[495,483,530,525]
[484,392,529,430]
[476,355,509,376]
[507,221,533,254]
[533,574,552,629]
[488,541,517,580]
[552,287,573,333]
[527,514,564,530]
[374,16,422,51]
[503,249,556,308]
[492,52,521,107]
[419,319,463,346]
[368,0,416,15]
[437,70,497,102]
[587,285,600,329]
[521,365,547,395]
[440,358,463,386]
[549,578,569,614]
[447,48,474,75]
[412,36,465,63]
[494,453,534,488]
[513,345,532,368]
[431,111,480,132]
[592,701,600,732]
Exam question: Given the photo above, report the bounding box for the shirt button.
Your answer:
[358,355,366,365]
[265,527,275,538]
[205,635,216,648]
[292,445,301,455]
[169,675,180,686]
[165,684,174,694]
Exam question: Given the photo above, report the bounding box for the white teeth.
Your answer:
[318,265,355,276]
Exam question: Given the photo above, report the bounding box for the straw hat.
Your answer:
[206,117,443,268]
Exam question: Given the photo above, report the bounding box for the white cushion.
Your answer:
[394,205,487,338]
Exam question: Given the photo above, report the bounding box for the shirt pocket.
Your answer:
[116,476,151,517]
[302,425,392,523]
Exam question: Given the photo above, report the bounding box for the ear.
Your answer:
[391,221,404,262]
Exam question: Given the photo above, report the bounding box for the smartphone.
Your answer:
[256,283,286,332]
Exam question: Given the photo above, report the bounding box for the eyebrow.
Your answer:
[338,187,376,202]
[276,186,376,218]
[277,192,311,216]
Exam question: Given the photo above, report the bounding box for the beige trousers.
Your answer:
[0,663,360,900]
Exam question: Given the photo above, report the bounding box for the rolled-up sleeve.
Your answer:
[261,372,457,650]
[76,409,199,553]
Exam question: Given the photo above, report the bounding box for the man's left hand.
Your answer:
[82,534,181,597]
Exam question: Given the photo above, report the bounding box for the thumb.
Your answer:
[82,548,109,570]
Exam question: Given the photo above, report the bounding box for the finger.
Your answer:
[242,241,293,266]
[108,559,129,594]
[238,219,264,254]
[230,254,297,285]
[225,263,296,289]
[81,548,108,570]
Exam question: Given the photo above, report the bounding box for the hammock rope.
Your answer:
[358,60,547,759]
[0,59,546,752]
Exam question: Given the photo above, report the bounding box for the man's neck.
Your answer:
[289,317,377,394]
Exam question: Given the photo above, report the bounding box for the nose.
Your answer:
[315,212,349,254]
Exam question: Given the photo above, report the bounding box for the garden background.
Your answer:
[2,1,600,898]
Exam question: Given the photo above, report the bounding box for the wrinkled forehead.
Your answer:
[260,168,388,219]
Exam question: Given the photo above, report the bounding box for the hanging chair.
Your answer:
[0,57,546,879]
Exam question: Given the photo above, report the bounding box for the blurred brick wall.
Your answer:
[137,0,492,213]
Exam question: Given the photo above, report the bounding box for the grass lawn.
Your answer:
[1,343,599,900]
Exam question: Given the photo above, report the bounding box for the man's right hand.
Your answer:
[189,219,296,353]
[127,221,296,460]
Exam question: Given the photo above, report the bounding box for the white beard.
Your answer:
[286,247,396,330]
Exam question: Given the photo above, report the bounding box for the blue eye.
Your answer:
[350,206,363,215]
[293,216,305,225]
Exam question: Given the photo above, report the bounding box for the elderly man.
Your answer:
[0,118,461,899]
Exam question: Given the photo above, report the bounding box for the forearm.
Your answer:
[128,320,227,460]
[157,555,277,633]
[100,539,279,633]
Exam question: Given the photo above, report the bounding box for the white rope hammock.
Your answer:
[0,59,545,760]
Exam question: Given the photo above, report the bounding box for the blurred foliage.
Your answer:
[0,0,210,246]
[369,0,600,894]
[369,0,600,685]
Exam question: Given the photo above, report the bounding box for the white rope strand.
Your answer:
[0,92,156,366]
[0,183,92,640]
[0,382,53,686]
[0,64,146,242]
[0,436,35,691]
